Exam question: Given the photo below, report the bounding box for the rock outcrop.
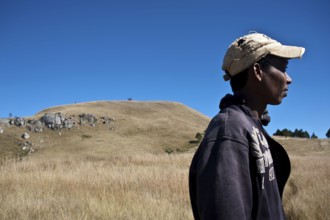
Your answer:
[40,113,75,129]
[2,112,106,156]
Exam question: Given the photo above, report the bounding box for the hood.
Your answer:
[219,94,271,126]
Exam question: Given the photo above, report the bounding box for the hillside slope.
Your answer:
[1,101,210,159]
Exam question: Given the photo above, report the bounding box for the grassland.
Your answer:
[278,138,330,220]
[0,101,329,219]
[0,153,194,220]
[1,139,329,220]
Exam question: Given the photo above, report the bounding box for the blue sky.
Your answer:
[1,0,329,138]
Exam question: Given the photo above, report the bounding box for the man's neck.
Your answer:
[234,91,267,119]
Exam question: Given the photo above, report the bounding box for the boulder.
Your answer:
[40,113,57,128]
[31,120,44,132]
[79,114,97,126]
[40,112,74,129]
[63,118,74,129]
[14,117,26,127]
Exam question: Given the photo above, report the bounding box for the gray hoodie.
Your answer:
[189,94,290,220]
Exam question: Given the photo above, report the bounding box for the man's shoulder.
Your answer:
[205,105,254,142]
[214,105,251,127]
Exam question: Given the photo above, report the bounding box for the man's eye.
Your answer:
[280,66,288,73]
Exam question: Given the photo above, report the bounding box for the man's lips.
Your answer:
[283,89,289,97]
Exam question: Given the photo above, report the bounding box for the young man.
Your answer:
[189,33,305,220]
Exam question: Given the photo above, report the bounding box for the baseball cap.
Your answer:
[222,33,305,81]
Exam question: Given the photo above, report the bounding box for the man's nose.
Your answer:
[285,72,292,84]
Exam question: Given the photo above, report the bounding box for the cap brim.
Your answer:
[268,45,305,59]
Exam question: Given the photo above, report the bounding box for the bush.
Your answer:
[273,128,312,138]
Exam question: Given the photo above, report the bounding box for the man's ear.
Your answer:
[252,63,263,82]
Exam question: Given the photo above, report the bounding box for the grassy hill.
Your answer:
[275,136,330,156]
[0,101,210,159]
[0,101,329,219]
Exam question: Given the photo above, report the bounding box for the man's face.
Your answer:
[260,56,291,105]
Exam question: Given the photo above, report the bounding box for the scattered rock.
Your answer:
[79,114,97,126]
[22,133,30,139]
[101,116,115,125]
[27,119,44,133]
[21,141,34,154]
[3,112,117,157]
[13,117,26,127]
[63,118,74,129]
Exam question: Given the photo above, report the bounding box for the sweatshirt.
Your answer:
[189,94,290,220]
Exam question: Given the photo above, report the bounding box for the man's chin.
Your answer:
[269,99,283,105]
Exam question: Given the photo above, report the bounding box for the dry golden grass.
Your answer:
[1,140,329,220]
[0,153,194,220]
[279,138,330,220]
[283,155,330,220]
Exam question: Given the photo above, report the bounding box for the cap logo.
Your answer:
[237,39,245,46]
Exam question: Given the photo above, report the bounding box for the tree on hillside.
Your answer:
[282,128,293,137]
[311,133,318,139]
[274,129,283,136]
[326,129,330,138]
[273,128,293,137]
[293,129,310,138]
